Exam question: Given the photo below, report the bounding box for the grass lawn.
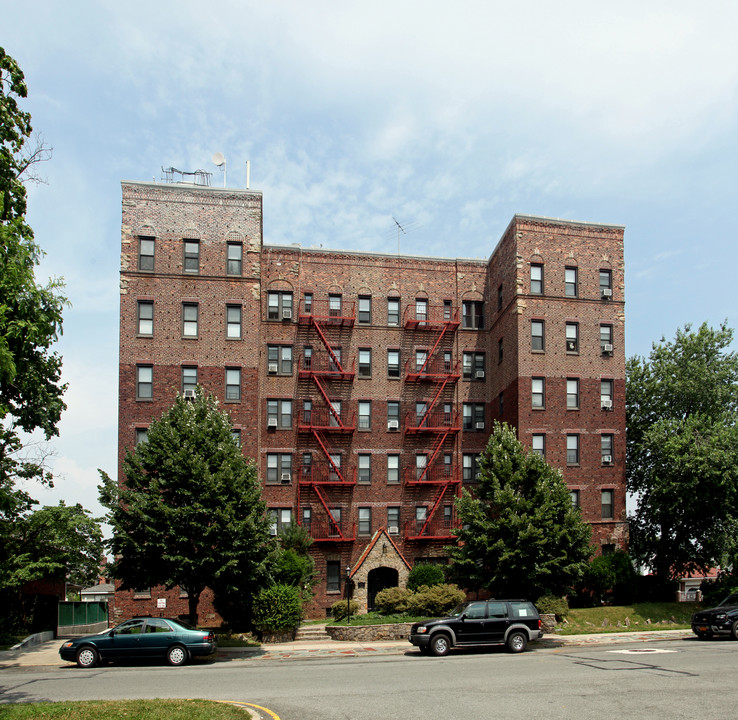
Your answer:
[0,699,252,718]
[555,602,700,634]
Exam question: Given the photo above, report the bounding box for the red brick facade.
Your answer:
[118,180,627,621]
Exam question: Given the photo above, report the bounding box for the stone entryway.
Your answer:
[367,567,399,611]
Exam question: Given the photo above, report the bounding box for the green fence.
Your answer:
[58,601,108,628]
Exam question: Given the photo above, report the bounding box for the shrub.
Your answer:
[331,599,360,621]
[407,563,445,592]
[374,586,413,614]
[535,594,569,619]
[252,584,302,633]
[700,571,738,607]
[407,584,465,616]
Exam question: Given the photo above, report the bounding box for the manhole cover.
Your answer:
[608,648,676,654]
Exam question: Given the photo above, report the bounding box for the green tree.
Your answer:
[99,387,275,626]
[446,422,592,598]
[272,524,315,600]
[627,322,738,584]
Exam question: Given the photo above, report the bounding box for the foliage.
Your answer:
[406,583,466,616]
[252,583,302,633]
[331,599,360,621]
[699,570,738,607]
[446,422,592,598]
[627,322,738,581]
[407,563,445,592]
[535,594,569,620]
[571,549,638,607]
[99,387,275,626]
[374,586,413,614]
[271,524,315,602]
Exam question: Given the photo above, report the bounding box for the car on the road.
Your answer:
[409,599,543,656]
[59,617,217,668]
[691,592,738,640]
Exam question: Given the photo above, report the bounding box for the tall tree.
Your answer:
[99,388,275,625]
[627,321,738,582]
[446,422,592,598]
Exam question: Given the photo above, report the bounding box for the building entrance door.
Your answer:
[367,567,399,611]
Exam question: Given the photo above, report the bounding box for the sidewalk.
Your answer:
[0,629,693,669]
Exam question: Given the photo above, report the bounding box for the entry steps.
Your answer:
[294,624,332,641]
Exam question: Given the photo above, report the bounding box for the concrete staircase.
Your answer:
[295,624,332,642]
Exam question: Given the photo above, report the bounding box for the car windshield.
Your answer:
[719,593,738,607]
[446,603,470,618]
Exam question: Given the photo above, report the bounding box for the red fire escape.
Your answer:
[296,298,356,542]
[403,303,462,540]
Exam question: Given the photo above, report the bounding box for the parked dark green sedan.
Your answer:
[59,617,217,668]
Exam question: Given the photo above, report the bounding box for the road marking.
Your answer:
[607,648,677,654]
[213,700,281,719]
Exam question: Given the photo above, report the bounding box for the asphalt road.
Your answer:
[1,638,736,719]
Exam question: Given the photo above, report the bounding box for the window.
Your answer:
[532,377,545,409]
[227,243,242,276]
[358,400,371,430]
[358,507,372,535]
[135,428,148,445]
[266,455,293,484]
[600,324,613,353]
[231,429,241,446]
[463,403,485,431]
[570,490,580,507]
[387,401,400,430]
[531,320,545,351]
[329,455,342,483]
[358,296,371,324]
[567,378,580,410]
[463,352,485,380]
[463,453,481,482]
[532,434,545,457]
[497,285,503,312]
[182,366,197,393]
[387,298,400,325]
[137,300,153,336]
[462,301,484,329]
[301,505,312,530]
[138,237,155,271]
[303,292,313,314]
[267,291,293,321]
[226,305,242,339]
[183,240,200,273]
[182,303,199,337]
[328,506,342,533]
[267,399,293,429]
[329,294,342,317]
[225,368,241,401]
[358,455,371,484]
[498,338,503,363]
[415,349,427,372]
[329,400,342,427]
[565,322,579,353]
[601,434,614,465]
[443,504,453,528]
[267,345,293,375]
[387,349,400,378]
[415,454,427,480]
[358,348,372,377]
[387,454,400,484]
[530,263,543,294]
[566,434,580,465]
[415,401,428,427]
[601,379,614,409]
[498,392,504,416]
[600,269,612,298]
[415,506,427,533]
[326,561,341,592]
[415,298,428,322]
[267,508,292,535]
[443,299,452,320]
[136,365,152,400]
[443,453,453,477]
[387,507,400,534]
[601,489,614,519]
[565,267,578,297]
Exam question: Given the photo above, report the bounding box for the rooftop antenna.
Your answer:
[392,216,406,256]
[212,152,226,188]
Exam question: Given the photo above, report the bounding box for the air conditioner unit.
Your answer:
[475,370,485,379]
[602,343,613,354]
[281,473,291,483]
[267,418,278,428]
[601,288,613,299]
[566,340,577,352]
[475,422,485,430]
[388,526,399,534]
[387,420,399,431]
[602,455,613,465]
[183,389,196,400]
[282,309,292,320]
[601,399,613,410]
[268,362,279,373]
[475,472,482,480]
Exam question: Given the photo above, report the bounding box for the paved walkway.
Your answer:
[0,629,694,669]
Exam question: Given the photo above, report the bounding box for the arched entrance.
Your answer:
[367,567,399,611]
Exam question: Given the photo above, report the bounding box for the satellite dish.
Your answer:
[212,152,226,167]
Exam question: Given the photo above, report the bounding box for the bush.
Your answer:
[407,584,465,616]
[407,563,445,592]
[331,599,360,621]
[571,549,638,606]
[700,571,738,607]
[374,586,413,614]
[252,584,302,633]
[535,594,569,620]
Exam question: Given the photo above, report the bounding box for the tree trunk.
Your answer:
[187,590,201,627]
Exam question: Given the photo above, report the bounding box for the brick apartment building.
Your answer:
[117,178,627,622]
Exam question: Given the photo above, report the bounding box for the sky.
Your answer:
[3,0,738,523]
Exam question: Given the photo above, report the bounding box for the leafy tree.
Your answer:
[99,387,275,626]
[627,322,738,584]
[272,524,315,600]
[446,422,592,598]
[407,563,445,592]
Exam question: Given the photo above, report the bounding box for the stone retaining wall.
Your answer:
[326,623,414,641]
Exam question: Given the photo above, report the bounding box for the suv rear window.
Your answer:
[510,601,537,618]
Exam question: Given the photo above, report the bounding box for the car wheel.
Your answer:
[76,646,99,668]
[167,644,188,666]
[731,622,738,641]
[506,631,528,654]
[696,631,713,641]
[429,633,451,657]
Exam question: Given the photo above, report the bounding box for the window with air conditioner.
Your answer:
[266,455,292,485]
[566,323,579,353]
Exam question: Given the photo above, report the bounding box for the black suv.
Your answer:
[409,599,543,656]
[691,592,738,640]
